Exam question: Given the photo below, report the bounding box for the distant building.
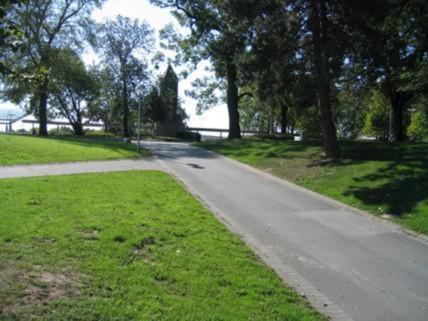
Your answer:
[154,64,185,137]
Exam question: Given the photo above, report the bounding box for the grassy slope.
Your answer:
[0,171,324,321]
[199,139,428,235]
[0,135,148,166]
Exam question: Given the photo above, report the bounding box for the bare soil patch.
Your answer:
[0,263,81,317]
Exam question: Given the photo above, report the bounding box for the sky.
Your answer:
[0,0,228,129]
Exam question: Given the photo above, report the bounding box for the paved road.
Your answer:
[0,158,160,179]
[140,141,428,321]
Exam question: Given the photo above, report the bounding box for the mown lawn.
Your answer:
[0,134,148,166]
[0,171,324,321]
[199,139,428,235]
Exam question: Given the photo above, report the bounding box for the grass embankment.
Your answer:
[0,171,324,321]
[199,139,428,235]
[0,134,148,166]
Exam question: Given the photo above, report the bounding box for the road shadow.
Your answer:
[187,163,205,169]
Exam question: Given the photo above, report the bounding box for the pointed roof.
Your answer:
[164,63,178,81]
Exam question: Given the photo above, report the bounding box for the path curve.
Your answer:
[140,141,428,321]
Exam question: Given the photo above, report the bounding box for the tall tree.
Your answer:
[95,15,154,137]
[307,0,339,158]
[49,48,98,136]
[343,0,428,141]
[5,0,104,135]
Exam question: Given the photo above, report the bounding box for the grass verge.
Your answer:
[0,171,325,321]
[198,138,428,235]
[0,134,148,166]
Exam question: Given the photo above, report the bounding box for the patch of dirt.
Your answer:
[33,236,57,244]
[122,237,157,265]
[0,263,81,317]
[79,227,101,241]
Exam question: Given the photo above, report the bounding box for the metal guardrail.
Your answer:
[22,120,104,127]
[187,127,268,139]
[187,127,262,134]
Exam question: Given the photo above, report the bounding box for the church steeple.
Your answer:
[164,63,178,81]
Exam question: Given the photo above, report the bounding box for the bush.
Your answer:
[295,105,322,139]
[48,127,74,136]
[85,129,116,138]
[362,89,390,140]
[408,111,428,142]
[176,131,201,142]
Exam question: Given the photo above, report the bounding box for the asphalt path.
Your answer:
[0,158,160,179]
[140,141,428,321]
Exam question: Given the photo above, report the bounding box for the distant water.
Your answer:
[0,107,24,119]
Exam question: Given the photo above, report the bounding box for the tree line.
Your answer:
[0,0,166,138]
[151,0,428,158]
[1,0,427,159]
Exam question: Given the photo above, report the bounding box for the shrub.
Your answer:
[408,111,428,142]
[176,131,201,142]
[48,127,74,136]
[85,129,116,138]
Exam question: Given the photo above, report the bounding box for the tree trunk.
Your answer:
[72,123,84,136]
[392,100,404,141]
[226,62,241,139]
[310,0,339,159]
[281,103,288,135]
[104,116,109,132]
[38,77,49,136]
[122,78,130,138]
[385,80,406,142]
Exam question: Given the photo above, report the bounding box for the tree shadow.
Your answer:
[200,139,323,161]
[199,138,428,217]
[340,142,428,216]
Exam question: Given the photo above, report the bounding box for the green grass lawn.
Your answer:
[199,139,428,235]
[0,171,324,321]
[0,134,148,166]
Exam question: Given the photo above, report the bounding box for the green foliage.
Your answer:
[143,87,165,123]
[0,0,26,76]
[295,106,322,139]
[95,15,155,137]
[362,90,390,140]
[85,129,116,138]
[343,0,428,141]
[47,126,74,136]
[49,48,99,135]
[408,110,428,142]
[334,86,367,139]
[1,0,106,136]
[0,171,326,320]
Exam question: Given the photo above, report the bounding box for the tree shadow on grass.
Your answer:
[340,142,428,216]
[202,139,323,161]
